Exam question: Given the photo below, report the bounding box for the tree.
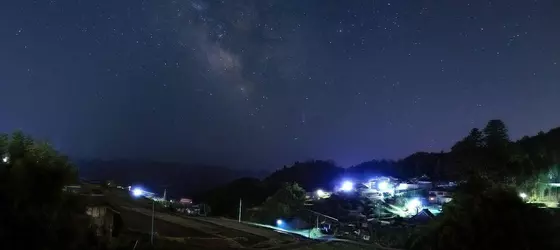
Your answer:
[408,175,560,250]
[452,128,484,151]
[200,177,270,217]
[0,131,97,249]
[480,120,515,181]
[449,128,486,178]
[483,119,510,149]
[265,160,344,191]
[252,182,306,224]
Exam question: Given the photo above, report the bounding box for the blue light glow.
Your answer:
[132,187,145,197]
[378,181,389,191]
[406,198,422,212]
[340,181,354,192]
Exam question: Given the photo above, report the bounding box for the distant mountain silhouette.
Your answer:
[76,124,560,205]
[74,159,268,198]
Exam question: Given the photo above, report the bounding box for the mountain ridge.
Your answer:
[75,159,269,197]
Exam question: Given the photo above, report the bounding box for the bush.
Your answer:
[408,176,560,250]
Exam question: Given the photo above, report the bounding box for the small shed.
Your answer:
[85,196,123,244]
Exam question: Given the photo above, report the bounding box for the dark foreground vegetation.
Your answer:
[200,119,560,250]
[0,132,100,249]
[2,119,560,249]
[407,175,560,250]
[0,132,248,250]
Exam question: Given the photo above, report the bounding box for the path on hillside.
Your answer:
[121,206,303,249]
[191,216,300,241]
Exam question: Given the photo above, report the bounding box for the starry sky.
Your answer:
[1,0,559,169]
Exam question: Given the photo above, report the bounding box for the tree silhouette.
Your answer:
[200,177,269,217]
[0,131,97,249]
[265,160,344,191]
[483,119,510,149]
[408,175,560,250]
[252,182,306,224]
[454,128,484,150]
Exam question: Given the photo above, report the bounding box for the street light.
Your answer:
[2,156,8,163]
[129,187,154,244]
[378,181,389,191]
[132,188,144,197]
[519,192,527,199]
[406,198,422,215]
[340,181,354,192]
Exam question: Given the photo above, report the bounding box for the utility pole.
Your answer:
[150,201,155,245]
[238,198,242,222]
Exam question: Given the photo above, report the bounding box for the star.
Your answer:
[0,0,557,170]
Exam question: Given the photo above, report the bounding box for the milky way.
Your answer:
[0,0,559,169]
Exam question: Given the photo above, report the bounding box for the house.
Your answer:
[64,181,123,243]
[415,175,433,190]
[428,188,453,204]
[407,209,435,225]
[533,182,560,207]
[63,185,82,194]
[85,196,123,244]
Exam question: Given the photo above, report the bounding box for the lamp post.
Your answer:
[238,198,242,222]
[151,184,170,244]
[150,200,155,245]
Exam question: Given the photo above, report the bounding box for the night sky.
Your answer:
[1,0,559,169]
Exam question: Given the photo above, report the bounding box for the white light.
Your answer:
[340,181,354,192]
[316,189,325,197]
[396,183,408,190]
[2,156,8,163]
[378,181,389,191]
[406,198,422,212]
[132,188,144,197]
[276,219,283,226]
[519,192,527,199]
